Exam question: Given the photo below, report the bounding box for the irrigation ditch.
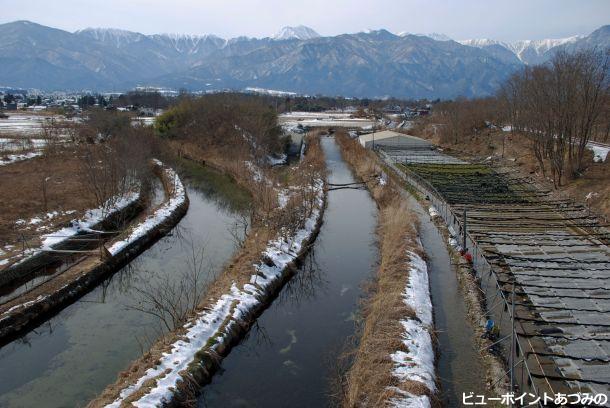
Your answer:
[87,139,327,407]
[336,132,497,407]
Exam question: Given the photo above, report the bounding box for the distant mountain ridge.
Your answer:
[273,25,320,41]
[458,35,585,65]
[0,20,607,98]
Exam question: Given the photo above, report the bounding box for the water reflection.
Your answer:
[0,165,250,408]
[177,158,251,215]
[276,248,328,308]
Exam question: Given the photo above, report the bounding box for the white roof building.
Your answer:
[358,130,405,147]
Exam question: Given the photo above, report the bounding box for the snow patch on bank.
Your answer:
[0,151,43,166]
[1,191,140,270]
[389,250,436,407]
[245,160,264,183]
[105,179,325,408]
[447,225,460,250]
[268,153,287,166]
[107,163,186,255]
[42,194,139,249]
[278,189,291,209]
[588,143,609,163]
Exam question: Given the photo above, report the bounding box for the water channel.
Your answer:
[199,139,487,407]
[404,194,487,407]
[199,137,379,407]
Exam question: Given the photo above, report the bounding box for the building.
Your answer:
[358,130,432,150]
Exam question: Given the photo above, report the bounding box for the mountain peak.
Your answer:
[272,25,320,41]
[76,27,145,47]
[400,32,452,41]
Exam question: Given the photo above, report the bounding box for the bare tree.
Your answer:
[78,127,153,214]
[128,242,212,332]
[500,48,609,185]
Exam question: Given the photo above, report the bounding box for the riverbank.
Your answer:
[335,133,437,407]
[0,161,188,342]
[89,136,327,407]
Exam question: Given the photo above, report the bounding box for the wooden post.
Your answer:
[510,280,516,404]
[462,208,467,251]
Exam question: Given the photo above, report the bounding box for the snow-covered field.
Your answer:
[0,114,73,136]
[0,137,47,152]
[105,180,324,408]
[245,87,297,97]
[0,114,74,165]
[0,115,46,135]
[132,117,156,127]
[0,151,44,166]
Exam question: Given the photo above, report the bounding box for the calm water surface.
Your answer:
[405,193,487,407]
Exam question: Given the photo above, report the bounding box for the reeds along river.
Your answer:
[0,163,250,408]
[198,137,379,408]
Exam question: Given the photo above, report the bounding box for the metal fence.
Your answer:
[379,149,552,405]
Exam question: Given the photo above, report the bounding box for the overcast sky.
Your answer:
[0,0,608,41]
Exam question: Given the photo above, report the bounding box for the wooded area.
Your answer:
[429,49,609,187]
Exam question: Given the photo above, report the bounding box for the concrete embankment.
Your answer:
[0,192,144,288]
[0,161,188,342]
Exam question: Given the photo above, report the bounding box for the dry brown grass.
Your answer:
[0,148,92,247]
[335,132,434,407]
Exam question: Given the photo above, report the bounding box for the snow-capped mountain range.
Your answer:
[0,21,608,98]
[458,35,584,65]
[77,25,320,50]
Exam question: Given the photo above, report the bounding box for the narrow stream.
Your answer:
[0,164,250,408]
[198,137,378,408]
[405,194,487,406]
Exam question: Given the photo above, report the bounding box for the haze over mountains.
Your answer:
[0,20,608,98]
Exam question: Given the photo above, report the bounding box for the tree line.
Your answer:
[431,48,609,187]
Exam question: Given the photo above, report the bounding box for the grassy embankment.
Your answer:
[335,132,435,407]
